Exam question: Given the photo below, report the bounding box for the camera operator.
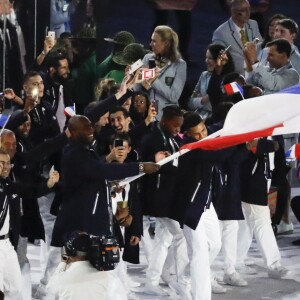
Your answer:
[47,230,127,299]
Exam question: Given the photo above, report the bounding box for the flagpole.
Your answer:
[117,129,223,186]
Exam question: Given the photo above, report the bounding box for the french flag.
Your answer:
[64,105,76,117]
[180,84,300,152]
[0,114,10,128]
[285,144,300,160]
[224,82,244,96]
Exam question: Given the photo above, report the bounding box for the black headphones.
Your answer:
[64,231,91,257]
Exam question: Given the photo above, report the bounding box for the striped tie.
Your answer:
[240,29,247,46]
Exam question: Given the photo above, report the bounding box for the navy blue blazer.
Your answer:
[51,140,140,247]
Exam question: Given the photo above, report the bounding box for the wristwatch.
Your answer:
[139,163,144,173]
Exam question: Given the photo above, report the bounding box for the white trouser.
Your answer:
[183,210,211,300]
[146,217,189,285]
[238,202,281,268]
[202,204,222,265]
[40,246,61,286]
[236,219,253,266]
[219,220,239,274]
[38,192,56,271]
[16,236,31,300]
[140,216,155,263]
[0,239,22,299]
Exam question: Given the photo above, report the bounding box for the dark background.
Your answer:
[95,0,300,86]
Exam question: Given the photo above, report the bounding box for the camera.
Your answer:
[88,235,120,271]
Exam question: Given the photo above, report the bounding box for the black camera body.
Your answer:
[88,235,120,271]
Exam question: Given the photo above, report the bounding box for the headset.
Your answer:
[64,231,91,257]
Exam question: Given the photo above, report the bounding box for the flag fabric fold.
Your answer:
[285,144,300,160]
[64,105,76,117]
[0,114,10,128]
[180,124,282,152]
[223,81,244,96]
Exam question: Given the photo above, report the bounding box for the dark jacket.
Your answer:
[28,100,60,146]
[12,131,69,240]
[0,177,52,249]
[212,144,249,220]
[51,140,140,247]
[169,135,236,230]
[240,138,278,206]
[140,122,180,217]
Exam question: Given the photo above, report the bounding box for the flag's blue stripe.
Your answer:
[277,84,300,94]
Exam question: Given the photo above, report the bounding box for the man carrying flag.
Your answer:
[169,112,248,299]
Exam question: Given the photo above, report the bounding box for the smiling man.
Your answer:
[244,38,300,94]
[34,115,161,296]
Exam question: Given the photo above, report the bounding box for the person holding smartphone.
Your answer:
[136,25,186,120]
[189,43,235,120]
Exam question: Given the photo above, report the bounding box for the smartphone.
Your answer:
[152,100,159,112]
[223,45,231,53]
[114,139,124,148]
[31,87,39,98]
[148,58,156,69]
[63,3,69,12]
[47,31,55,40]
[142,69,155,80]
[129,59,143,75]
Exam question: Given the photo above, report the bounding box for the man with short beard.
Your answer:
[41,51,74,132]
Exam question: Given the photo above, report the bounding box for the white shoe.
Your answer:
[169,280,192,300]
[277,221,294,235]
[143,282,169,296]
[224,272,248,287]
[268,265,288,279]
[211,279,227,294]
[33,283,46,299]
[236,265,257,275]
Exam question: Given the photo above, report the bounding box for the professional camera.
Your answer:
[88,235,120,271]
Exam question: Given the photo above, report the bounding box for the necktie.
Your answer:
[240,29,247,46]
[56,85,66,132]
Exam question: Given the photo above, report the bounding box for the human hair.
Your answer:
[182,111,203,132]
[95,78,119,101]
[230,0,248,9]
[109,106,130,119]
[222,72,245,85]
[266,38,292,58]
[0,128,15,138]
[46,49,68,70]
[23,71,41,84]
[109,132,132,147]
[207,44,235,75]
[261,14,286,49]
[162,105,184,120]
[0,148,9,156]
[277,18,298,35]
[154,25,181,62]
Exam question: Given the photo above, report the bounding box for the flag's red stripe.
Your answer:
[180,124,284,151]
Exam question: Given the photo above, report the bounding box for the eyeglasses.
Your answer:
[0,161,14,168]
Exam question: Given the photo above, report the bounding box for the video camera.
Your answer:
[88,235,120,271]
[63,231,120,271]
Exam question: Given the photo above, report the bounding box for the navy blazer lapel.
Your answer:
[228,19,243,50]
